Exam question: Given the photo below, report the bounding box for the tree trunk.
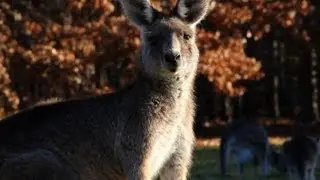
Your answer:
[224,95,233,124]
[280,42,286,88]
[273,39,281,122]
[311,48,320,122]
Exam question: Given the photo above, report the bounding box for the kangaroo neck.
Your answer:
[119,72,194,126]
[134,71,194,100]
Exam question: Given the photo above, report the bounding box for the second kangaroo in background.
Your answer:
[219,119,280,177]
[281,135,320,180]
[0,0,211,179]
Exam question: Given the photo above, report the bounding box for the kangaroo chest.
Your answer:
[148,120,180,178]
[147,98,186,177]
[117,84,191,177]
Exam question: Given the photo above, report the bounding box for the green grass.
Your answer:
[190,147,320,180]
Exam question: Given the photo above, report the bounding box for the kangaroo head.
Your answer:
[119,0,210,80]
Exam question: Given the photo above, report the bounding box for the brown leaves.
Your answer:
[196,0,312,96]
[0,0,315,118]
[0,0,140,117]
[0,55,19,117]
[207,0,311,40]
[198,35,264,96]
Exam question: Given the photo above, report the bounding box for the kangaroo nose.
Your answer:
[165,53,181,64]
[164,52,181,72]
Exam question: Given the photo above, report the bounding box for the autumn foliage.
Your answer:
[0,0,313,119]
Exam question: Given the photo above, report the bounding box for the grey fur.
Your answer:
[0,0,210,180]
[219,120,278,177]
[281,135,320,180]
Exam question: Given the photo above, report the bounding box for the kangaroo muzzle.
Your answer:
[164,52,181,72]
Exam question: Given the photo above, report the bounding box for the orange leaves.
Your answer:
[0,0,315,119]
[195,0,312,96]
[0,56,19,116]
[207,2,252,30]
[0,0,139,117]
[198,35,264,97]
[206,0,312,40]
[22,46,79,67]
[24,21,43,36]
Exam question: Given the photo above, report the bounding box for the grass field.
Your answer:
[191,141,320,180]
[190,147,284,180]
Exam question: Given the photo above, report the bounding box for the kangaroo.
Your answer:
[219,119,277,177]
[281,135,320,180]
[0,0,210,179]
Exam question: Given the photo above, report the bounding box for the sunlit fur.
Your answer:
[33,97,63,106]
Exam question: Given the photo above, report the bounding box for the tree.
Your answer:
[0,0,318,128]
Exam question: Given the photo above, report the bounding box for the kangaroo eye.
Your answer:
[183,33,191,40]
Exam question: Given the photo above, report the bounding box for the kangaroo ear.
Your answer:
[119,0,157,28]
[173,0,212,27]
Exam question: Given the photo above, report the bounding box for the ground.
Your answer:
[190,137,320,180]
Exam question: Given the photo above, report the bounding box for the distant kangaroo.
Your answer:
[281,135,320,180]
[0,0,210,179]
[219,119,278,177]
